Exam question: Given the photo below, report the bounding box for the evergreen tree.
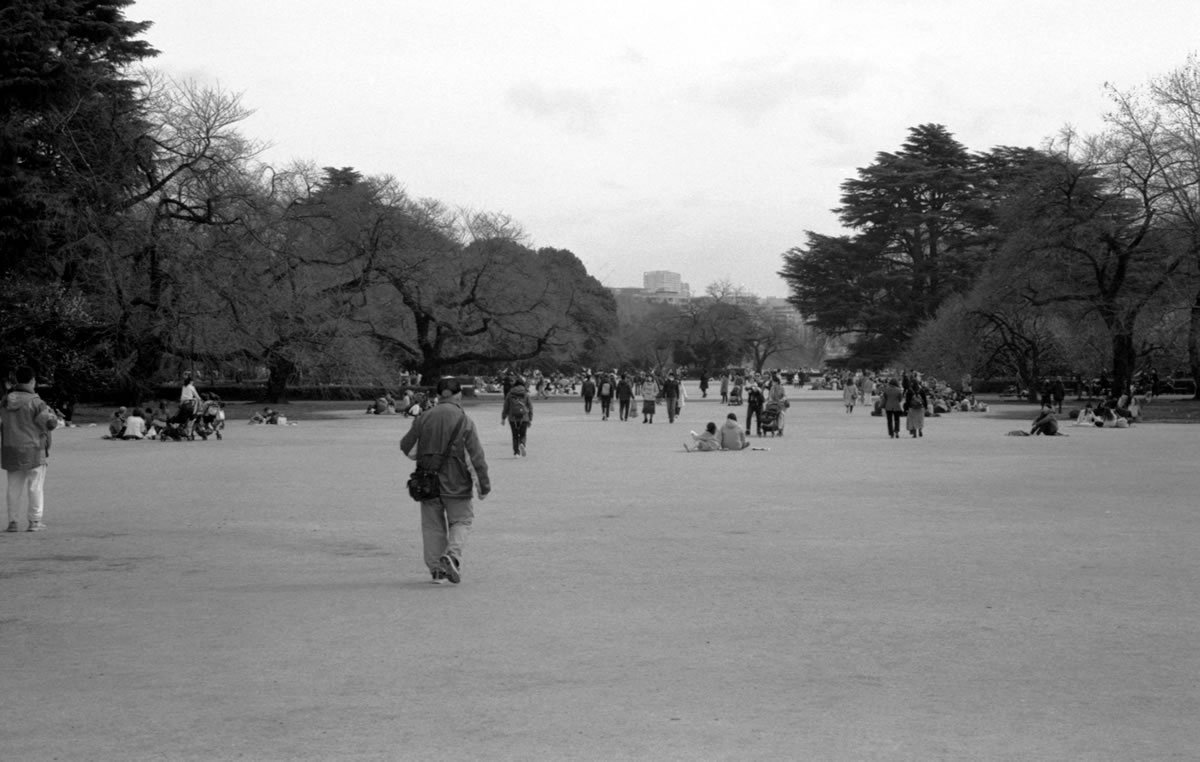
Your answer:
[780,124,992,366]
[0,0,156,276]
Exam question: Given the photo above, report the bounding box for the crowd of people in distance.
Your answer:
[812,369,985,440]
[378,361,1155,458]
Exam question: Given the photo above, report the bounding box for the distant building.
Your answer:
[642,270,690,305]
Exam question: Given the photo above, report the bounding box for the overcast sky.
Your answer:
[132,0,1200,298]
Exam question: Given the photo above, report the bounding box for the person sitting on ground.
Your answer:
[1030,409,1060,436]
[249,407,280,425]
[121,408,147,440]
[142,407,160,439]
[1073,403,1096,426]
[395,390,413,416]
[717,413,751,451]
[1116,387,1141,422]
[685,422,721,452]
[150,404,169,435]
[107,407,128,439]
[368,395,394,415]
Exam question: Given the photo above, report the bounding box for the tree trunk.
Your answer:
[264,355,296,403]
[1190,286,1200,400]
[1111,331,1136,398]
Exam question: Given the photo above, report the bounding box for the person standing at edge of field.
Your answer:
[880,377,905,439]
[400,377,490,584]
[501,376,533,457]
[3,366,60,532]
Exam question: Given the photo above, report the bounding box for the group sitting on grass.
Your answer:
[249,407,283,425]
[365,390,427,417]
[104,395,226,441]
[685,413,754,452]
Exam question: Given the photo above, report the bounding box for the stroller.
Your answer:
[759,400,784,437]
[159,401,198,441]
[193,399,224,440]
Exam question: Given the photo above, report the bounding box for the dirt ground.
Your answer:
[2,388,1197,761]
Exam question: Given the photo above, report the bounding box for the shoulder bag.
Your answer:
[407,414,465,502]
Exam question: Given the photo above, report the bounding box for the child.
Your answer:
[685,422,721,452]
[108,407,128,439]
[2,367,60,532]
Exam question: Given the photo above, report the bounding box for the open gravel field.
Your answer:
[3,388,1197,761]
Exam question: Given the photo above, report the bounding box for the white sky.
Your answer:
[131,0,1200,298]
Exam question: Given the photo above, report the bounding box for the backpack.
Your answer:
[509,394,529,423]
[600,381,612,396]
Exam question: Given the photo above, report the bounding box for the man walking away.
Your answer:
[400,377,490,584]
[881,377,905,439]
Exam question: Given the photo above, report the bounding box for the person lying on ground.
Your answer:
[1095,408,1129,428]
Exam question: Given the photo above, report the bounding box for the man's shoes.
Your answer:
[430,568,447,584]
[518,443,526,457]
[27,521,46,532]
[5,521,18,533]
[439,554,461,584]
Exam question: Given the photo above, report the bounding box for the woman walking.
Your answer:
[640,373,660,424]
[905,384,928,437]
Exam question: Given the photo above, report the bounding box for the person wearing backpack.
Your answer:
[501,377,533,457]
[596,373,615,420]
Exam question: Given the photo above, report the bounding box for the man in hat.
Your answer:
[400,377,491,584]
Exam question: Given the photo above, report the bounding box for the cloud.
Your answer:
[688,57,876,124]
[505,82,607,136]
[618,46,648,66]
